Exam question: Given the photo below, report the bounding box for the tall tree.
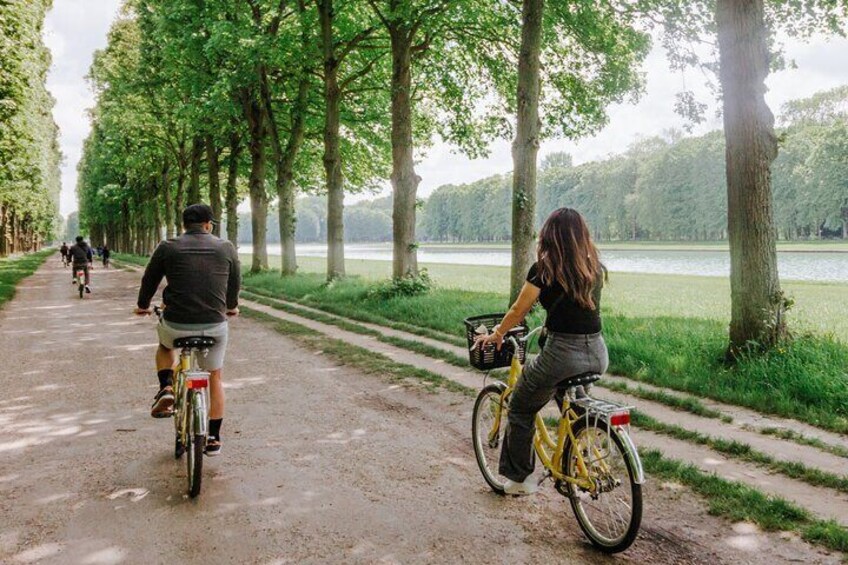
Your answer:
[510,0,544,301]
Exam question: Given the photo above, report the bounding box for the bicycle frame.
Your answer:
[490,346,643,493]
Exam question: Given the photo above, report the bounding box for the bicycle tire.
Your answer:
[78,283,84,299]
[185,390,204,498]
[472,382,509,494]
[563,417,642,553]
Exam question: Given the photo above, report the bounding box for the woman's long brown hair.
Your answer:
[536,208,602,310]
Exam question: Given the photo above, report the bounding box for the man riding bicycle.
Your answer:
[68,236,94,293]
[134,204,240,456]
[60,242,70,266]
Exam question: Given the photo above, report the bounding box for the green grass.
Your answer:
[247,254,848,339]
[241,290,470,368]
[241,267,848,435]
[113,252,149,267]
[598,380,729,421]
[0,249,53,308]
[640,449,848,553]
[632,411,848,495]
[241,306,473,396]
[756,427,848,460]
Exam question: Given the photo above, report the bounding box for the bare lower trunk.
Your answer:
[188,136,204,205]
[243,91,268,272]
[225,131,242,248]
[320,0,345,280]
[260,67,308,277]
[161,164,172,240]
[390,26,420,279]
[206,134,222,237]
[717,0,783,353]
[510,0,544,303]
[174,166,185,236]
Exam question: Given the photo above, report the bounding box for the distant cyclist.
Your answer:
[59,242,69,267]
[102,244,111,268]
[68,236,94,293]
[133,204,240,456]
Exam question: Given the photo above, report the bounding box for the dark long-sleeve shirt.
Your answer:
[137,229,241,324]
[68,242,93,265]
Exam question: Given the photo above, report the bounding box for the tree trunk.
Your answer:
[162,164,173,240]
[188,136,204,205]
[390,25,420,280]
[174,154,186,236]
[717,0,783,353]
[509,0,544,303]
[320,0,345,280]
[260,66,308,277]
[206,134,222,237]
[225,131,242,247]
[243,90,269,272]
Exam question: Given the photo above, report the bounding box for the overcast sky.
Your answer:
[44,1,848,216]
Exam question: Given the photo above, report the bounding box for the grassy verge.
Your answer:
[113,252,148,268]
[633,411,848,495]
[241,306,472,396]
[241,291,470,368]
[0,249,54,308]
[598,380,730,422]
[640,449,848,553]
[242,269,848,435]
[756,427,848,460]
[247,254,848,339]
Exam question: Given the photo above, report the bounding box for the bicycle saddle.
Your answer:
[560,372,601,389]
[174,336,217,349]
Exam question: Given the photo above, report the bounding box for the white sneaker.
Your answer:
[503,477,538,496]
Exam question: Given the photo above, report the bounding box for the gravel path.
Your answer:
[0,258,840,564]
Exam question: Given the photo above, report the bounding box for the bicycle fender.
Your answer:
[192,392,208,437]
[615,428,644,484]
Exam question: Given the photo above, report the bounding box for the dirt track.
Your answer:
[0,257,840,564]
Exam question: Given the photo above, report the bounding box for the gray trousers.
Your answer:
[499,331,609,482]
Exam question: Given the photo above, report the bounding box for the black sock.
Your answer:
[209,418,222,441]
[157,369,174,390]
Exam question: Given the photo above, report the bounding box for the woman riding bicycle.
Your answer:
[474,207,608,495]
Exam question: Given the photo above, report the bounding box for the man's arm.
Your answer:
[137,243,167,309]
[225,243,241,311]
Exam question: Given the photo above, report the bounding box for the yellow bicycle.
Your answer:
[470,323,644,553]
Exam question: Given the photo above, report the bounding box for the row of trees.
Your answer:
[78,0,847,351]
[422,87,848,243]
[0,0,61,256]
[77,0,650,277]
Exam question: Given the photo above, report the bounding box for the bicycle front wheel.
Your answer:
[185,390,204,498]
[563,418,642,553]
[472,383,509,494]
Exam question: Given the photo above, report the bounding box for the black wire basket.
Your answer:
[464,313,527,370]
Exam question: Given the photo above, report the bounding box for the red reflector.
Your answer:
[610,412,630,426]
[187,378,208,389]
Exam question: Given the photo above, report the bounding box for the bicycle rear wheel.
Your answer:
[563,418,642,553]
[472,383,509,494]
[78,282,84,299]
[185,390,204,498]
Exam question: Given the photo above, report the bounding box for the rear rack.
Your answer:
[572,396,633,416]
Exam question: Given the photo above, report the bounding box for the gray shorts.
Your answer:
[157,319,229,371]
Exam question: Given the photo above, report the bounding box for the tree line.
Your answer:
[76,0,848,352]
[422,86,848,243]
[76,0,650,276]
[0,0,61,256]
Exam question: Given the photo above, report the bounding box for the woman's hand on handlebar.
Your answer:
[133,306,152,316]
[472,326,504,352]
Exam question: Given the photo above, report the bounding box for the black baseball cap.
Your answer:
[182,204,218,225]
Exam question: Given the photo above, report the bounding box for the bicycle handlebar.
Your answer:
[506,325,543,350]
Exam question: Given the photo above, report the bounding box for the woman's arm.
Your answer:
[475,282,541,351]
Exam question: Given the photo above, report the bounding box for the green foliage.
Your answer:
[367,269,433,300]
[0,0,61,252]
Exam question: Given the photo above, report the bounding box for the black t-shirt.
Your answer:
[526,262,603,334]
